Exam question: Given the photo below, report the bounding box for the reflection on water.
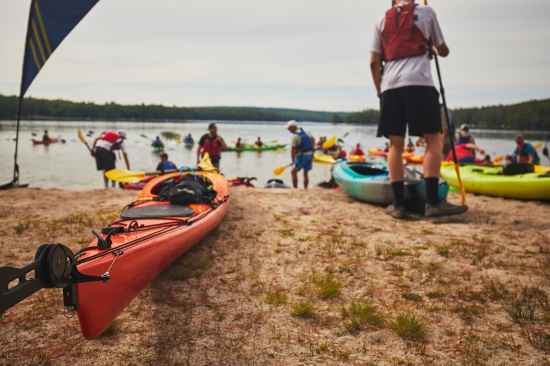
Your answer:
[0,120,548,190]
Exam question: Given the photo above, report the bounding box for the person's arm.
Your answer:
[291,146,296,163]
[218,137,228,150]
[123,152,130,170]
[196,144,202,164]
[370,52,382,97]
[465,143,485,155]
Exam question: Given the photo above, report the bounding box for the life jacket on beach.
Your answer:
[446,144,474,162]
[380,3,430,62]
[296,129,314,152]
[514,143,540,164]
[100,131,124,151]
[201,135,222,157]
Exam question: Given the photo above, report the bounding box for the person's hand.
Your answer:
[91,151,95,157]
[479,149,485,155]
[196,159,200,165]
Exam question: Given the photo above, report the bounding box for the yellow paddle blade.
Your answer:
[105,168,146,183]
[493,156,504,164]
[174,139,181,143]
[77,128,87,143]
[198,152,217,172]
[270,139,277,143]
[322,136,337,149]
[273,166,286,176]
[534,142,542,149]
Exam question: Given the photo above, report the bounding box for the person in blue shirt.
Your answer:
[152,136,164,148]
[286,120,315,189]
[183,134,194,144]
[156,152,177,172]
[506,134,540,165]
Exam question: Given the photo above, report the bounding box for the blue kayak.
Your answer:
[332,161,449,207]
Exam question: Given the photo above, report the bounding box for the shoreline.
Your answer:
[1,187,549,364]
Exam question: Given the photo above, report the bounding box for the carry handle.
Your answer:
[178,166,197,181]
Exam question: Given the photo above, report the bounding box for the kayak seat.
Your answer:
[120,205,195,220]
[349,165,388,176]
[502,163,535,176]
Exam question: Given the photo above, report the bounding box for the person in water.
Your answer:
[91,130,130,188]
[152,136,164,148]
[355,143,364,156]
[254,137,264,147]
[235,138,244,148]
[383,142,389,153]
[286,120,315,189]
[406,138,415,149]
[506,134,540,165]
[197,123,227,169]
[156,152,177,172]
[42,130,50,141]
[183,134,194,144]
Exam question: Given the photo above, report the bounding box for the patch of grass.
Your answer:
[102,319,121,336]
[421,227,433,234]
[501,284,548,325]
[310,272,341,299]
[297,236,310,242]
[453,302,479,323]
[402,293,422,302]
[336,348,352,360]
[427,291,445,299]
[264,290,288,306]
[14,221,30,235]
[526,327,550,352]
[437,246,450,258]
[389,312,427,341]
[290,300,316,317]
[170,253,213,280]
[461,333,489,366]
[341,299,386,331]
[314,342,330,354]
[277,229,294,238]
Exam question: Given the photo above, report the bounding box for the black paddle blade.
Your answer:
[543,147,549,158]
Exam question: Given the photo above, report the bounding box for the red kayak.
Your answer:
[32,136,61,145]
[121,176,155,190]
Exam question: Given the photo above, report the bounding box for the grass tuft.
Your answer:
[341,299,386,331]
[402,293,423,302]
[264,290,288,306]
[389,312,428,341]
[290,300,316,317]
[101,319,121,336]
[310,272,341,299]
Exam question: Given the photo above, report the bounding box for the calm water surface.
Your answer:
[0,120,548,190]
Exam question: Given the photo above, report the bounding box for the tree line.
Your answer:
[1,93,548,130]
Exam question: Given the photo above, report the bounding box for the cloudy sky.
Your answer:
[1,0,549,112]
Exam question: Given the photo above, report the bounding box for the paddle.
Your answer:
[141,134,154,142]
[322,132,349,150]
[197,153,217,172]
[106,168,178,183]
[273,163,293,176]
[77,128,92,153]
[493,156,504,165]
[543,147,550,162]
[31,132,36,136]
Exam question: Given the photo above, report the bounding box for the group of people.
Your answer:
[235,137,264,148]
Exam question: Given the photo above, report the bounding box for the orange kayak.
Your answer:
[348,154,366,162]
[75,171,229,339]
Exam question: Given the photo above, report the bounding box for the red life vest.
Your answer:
[100,131,123,151]
[446,144,474,162]
[380,3,430,62]
[202,136,221,157]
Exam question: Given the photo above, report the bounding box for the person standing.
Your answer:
[370,0,467,219]
[286,120,315,189]
[91,130,130,188]
[197,123,227,169]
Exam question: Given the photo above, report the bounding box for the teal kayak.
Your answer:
[333,161,449,207]
[226,144,286,152]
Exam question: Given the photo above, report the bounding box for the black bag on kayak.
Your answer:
[155,174,217,205]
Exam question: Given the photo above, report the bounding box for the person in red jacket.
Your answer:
[91,130,130,188]
[196,123,227,169]
[355,143,365,156]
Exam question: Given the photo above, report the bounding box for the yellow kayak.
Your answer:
[440,164,550,200]
[314,154,336,164]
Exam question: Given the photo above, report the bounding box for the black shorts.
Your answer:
[377,86,442,138]
[95,147,116,171]
[210,155,220,169]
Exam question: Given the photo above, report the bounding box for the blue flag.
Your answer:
[21,0,99,96]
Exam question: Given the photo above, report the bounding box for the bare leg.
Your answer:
[388,136,405,182]
[303,171,309,189]
[291,167,299,188]
[102,170,109,187]
[423,133,443,178]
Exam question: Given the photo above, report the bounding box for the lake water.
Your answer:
[1,120,548,190]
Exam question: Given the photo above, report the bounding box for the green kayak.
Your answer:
[184,142,194,148]
[152,146,164,153]
[226,144,286,152]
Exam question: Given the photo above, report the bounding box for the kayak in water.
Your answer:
[152,146,164,153]
[333,160,449,211]
[348,154,366,162]
[226,144,286,152]
[440,163,550,200]
[0,170,230,339]
[32,136,62,145]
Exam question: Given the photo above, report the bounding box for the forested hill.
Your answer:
[0,94,349,123]
[0,93,548,130]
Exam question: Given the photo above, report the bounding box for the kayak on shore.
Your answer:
[263,179,291,188]
[333,160,449,211]
[32,136,62,145]
[0,170,230,340]
[313,153,336,164]
[226,144,286,152]
[440,163,550,200]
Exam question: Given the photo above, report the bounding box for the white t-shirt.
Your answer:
[96,138,127,153]
[371,3,445,93]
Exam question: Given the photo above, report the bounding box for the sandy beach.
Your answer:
[1,187,550,365]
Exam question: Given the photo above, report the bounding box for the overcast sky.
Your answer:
[1,0,549,112]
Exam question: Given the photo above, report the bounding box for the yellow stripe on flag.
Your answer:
[28,38,42,71]
[31,20,47,63]
[34,1,52,55]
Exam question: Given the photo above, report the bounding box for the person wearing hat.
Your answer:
[370,0,468,219]
[505,134,540,165]
[286,120,315,189]
[91,130,130,188]
[456,124,475,145]
[197,123,227,169]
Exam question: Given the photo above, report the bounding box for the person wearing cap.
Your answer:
[91,130,130,188]
[370,0,468,219]
[456,124,475,145]
[197,123,227,169]
[286,120,315,189]
[506,134,540,165]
